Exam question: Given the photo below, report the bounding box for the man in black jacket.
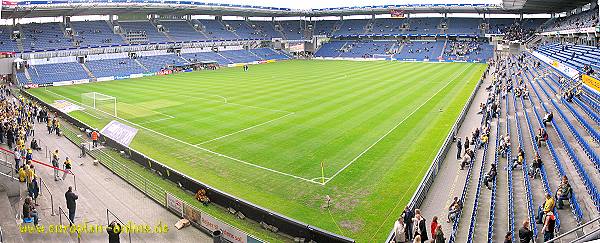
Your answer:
[65,186,78,226]
[518,220,533,243]
[456,137,462,159]
[402,206,414,241]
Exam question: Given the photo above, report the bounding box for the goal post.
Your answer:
[81,92,117,117]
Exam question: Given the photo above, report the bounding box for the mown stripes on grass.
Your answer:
[29,60,486,242]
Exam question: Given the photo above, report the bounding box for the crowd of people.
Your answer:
[392,51,582,242]
[444,41,485,61]
[540,7,599,32]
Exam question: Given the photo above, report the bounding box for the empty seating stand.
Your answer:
[72,21,125,47]
[27,62,89,84]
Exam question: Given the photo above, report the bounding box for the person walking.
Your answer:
[62,157,73,180]
[65,186,78,225]
[430,216,439,240]
[433,224,445,243]
[393,217,406,243]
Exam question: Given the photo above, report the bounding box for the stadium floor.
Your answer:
[28,60,486,242]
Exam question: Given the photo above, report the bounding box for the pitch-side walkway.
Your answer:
[11,121,211,242]
[419,65,494,222]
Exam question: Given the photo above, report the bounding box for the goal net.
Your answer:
[81,92,117,117]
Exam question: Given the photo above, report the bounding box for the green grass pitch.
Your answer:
[28,60,486,242]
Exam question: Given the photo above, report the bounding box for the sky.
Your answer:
[198,0,503,10]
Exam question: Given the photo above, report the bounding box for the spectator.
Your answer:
[430,216,438,240]
[107,220,121,243]
[28,176,39,205]
[402,207,414,241]
[511,147,524,170]
[484,163,497,190]
[456,137,462,160]
[65,186,78,225]
[504,231,512,243]
[555,176,572,209]
[412,209,428,241]
[434,224,445,243]
[30,138,41,151]
[529,153,542,179]
[51,149,61,181]
[394,217,406,243]
[518,220,533,243]
[62,157,73,180]
[543,211,556,242]
[535,128,548,147]
[22,197,39,226]
[14,147,21,173]
[413,235,421,243]
[537,193,555,224]
[542,112,553,126]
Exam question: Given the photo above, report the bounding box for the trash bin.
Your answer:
[212,230,222,243]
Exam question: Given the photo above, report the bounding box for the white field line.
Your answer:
[176,93,292,114]
[44,90,322,185]
[137,116,176,125]
[324,64,474,185]
[196,112,295,145]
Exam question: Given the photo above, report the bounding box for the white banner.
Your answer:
[200,214,247,243]
[100,120,138,146]
[130,73,144,78]
[97,76,115,82]
[51,100,83,113]
[531,51,580,79]
[165,193,184,217]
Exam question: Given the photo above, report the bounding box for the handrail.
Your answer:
[58,206,81,243]
[38,177,55,216]
[106,208,132,243]
[546,216,600,243]
[486,107,500,243]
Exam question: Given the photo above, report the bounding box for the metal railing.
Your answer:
[547,216,600,243]
[58,206,81,243]
[38,177,55,216]
[106,208,132,243]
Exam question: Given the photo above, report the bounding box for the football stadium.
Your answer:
[0,0,599,242]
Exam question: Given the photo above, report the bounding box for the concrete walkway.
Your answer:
[11,121,211,242]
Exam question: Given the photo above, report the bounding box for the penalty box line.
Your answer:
[323,63,474,185]
[42,90,323,185]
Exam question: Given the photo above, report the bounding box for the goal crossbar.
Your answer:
[81,92,118,117]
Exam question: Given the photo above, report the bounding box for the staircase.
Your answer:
[23,68,33,83]
[274,21,286,39]
[365,18,375,33]
[134,59,149,72]
[16,24,25,52]
[108,20,128,43]
[151,19,174,42]
[220,20,240,39]
[0,191,24,243]
[189,20,210,39]
[80,63,96,80]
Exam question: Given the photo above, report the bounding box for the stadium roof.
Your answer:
[0,0,593,19]
[502,0,594,13]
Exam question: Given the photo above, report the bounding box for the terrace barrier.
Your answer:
[21,89,355,243]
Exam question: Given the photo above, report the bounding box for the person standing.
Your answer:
[456,138,462,159]
[29,176,40,206]
[51,150,61,181]
[14,147,21,173]
[91,130,99,148]
[393,217,406,243]
[518,220,533,243]
[543,211,556,242]
[107,220,121,243]
[402,207,414,242]
[412,209,428,242]
[504,232,513,243]
[65,186,78,225]
[430,216,439,240]
[434,224,445,243]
